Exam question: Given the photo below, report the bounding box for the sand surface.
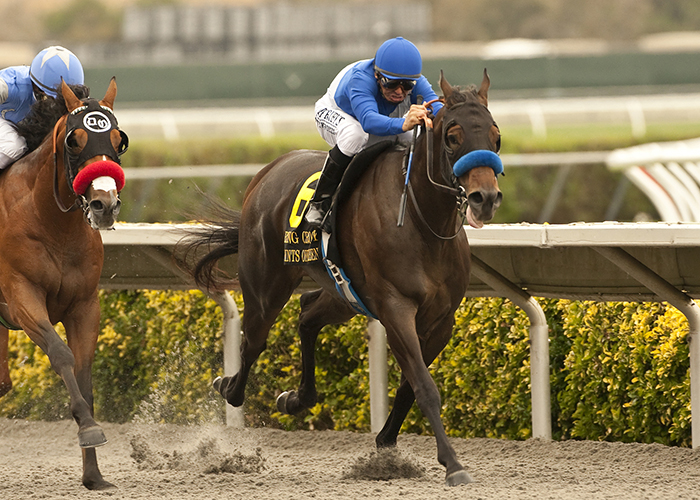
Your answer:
[1,418,700,499]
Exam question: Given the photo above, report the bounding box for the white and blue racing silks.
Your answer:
[0,66,35,124]
[330,59,443,137]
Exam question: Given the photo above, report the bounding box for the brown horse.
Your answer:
[183,71,502,486]
[0,80,127,490]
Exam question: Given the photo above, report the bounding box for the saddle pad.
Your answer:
[282,140,399,319]
[283,171,322,266]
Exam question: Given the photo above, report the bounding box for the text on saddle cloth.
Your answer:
[282,170,377,319]
[284,170,322,265]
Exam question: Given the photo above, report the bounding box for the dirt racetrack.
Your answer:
[1,417,700,499]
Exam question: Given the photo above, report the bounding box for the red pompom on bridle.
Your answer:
[72,160,125,195]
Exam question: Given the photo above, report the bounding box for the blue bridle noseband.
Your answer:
[453,149,504,177]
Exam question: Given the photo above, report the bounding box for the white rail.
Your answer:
[115,93,700,140]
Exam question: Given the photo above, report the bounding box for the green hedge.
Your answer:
[0,291,691,446]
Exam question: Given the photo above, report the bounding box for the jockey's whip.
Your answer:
[397,96,422,227]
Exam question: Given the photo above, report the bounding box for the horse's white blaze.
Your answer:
[91,176,117,192]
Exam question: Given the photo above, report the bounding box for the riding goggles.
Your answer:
[379,75,416,92]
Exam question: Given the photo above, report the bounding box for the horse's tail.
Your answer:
[177,197,241,292]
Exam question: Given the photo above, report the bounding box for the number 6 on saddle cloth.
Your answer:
[283,141,396,318]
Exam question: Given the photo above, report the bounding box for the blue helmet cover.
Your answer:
[374,37,422,80]
[453,150,504,177]
[30,46,84,98]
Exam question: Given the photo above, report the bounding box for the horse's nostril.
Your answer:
[90,200,105,212]
[468,192,484,206]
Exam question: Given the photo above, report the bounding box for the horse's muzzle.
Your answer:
[85,189,121,230]
[466,188,502,228]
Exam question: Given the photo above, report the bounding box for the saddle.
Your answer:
[283,140,398,317]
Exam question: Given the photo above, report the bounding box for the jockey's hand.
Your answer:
[402,104,432,131]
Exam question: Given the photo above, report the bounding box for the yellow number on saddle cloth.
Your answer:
[288,171,321,229]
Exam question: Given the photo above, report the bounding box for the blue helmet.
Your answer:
[29,46,84,98]
[373,37,422,80]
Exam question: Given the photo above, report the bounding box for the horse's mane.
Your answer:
[443,84,478,108]
[15,84,91,153]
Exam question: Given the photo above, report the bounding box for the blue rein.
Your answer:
[453,150,504,177]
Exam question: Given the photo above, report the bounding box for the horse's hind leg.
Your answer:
[215,271,303,408]
[376,375,414,448]
[0,325,11,397]
[277,289,355,415]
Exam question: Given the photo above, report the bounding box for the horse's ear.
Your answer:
[100,77,117,110]
[60,79,83,113]
[438,70,453,101]
[478,68,490,107]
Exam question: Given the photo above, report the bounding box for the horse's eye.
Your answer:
[447,134,460,147]
[65,131,81,151]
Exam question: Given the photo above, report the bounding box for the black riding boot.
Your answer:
[305,146,353,227]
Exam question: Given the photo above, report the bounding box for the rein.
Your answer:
[51,115,82,213]
[402,98,467,240]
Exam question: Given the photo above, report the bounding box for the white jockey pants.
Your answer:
[314,92,413,157]
[0,118,27,169]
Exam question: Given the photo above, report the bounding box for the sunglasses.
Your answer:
[379,75,416,92]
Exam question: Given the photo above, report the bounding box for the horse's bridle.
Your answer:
[404,97,502,239]
[51,99,129,214]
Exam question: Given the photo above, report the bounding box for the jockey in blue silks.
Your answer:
[307,37,444,227]
[0,46,84,169]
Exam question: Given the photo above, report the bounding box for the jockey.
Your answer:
[307,36,444,227]
[0,46,84,169]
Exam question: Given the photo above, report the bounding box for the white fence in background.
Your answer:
[114,93,700,141]
[101,222,700,447]
[607,138,700,222]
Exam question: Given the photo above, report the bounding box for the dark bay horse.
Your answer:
[183,71,502,486]
[0,80,127,489]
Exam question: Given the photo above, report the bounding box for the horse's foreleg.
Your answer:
[0,325,11,397]
[22,318,109,458]
[377,316,455,448]
[64,301,114,490]
[382,309,471,486]
[277,290,355,415]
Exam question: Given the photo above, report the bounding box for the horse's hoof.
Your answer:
[276,390,294,413]
[79,426,107,448]
[84,478,116,491]
[445,469,472,486]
